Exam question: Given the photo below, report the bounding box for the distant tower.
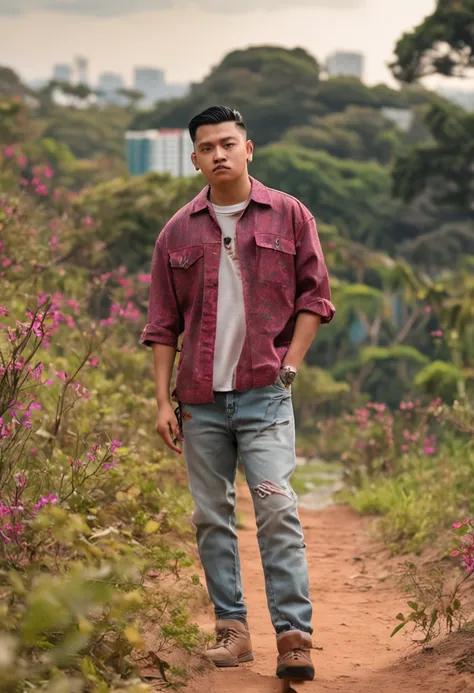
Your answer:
[133,67,165,107]
[326,51,364,80]
[75,56,89,85]
[53,64,72,83]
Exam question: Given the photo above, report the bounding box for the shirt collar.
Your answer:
[190,176,272,215]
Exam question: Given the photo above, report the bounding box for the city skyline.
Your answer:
[1,0,449,90]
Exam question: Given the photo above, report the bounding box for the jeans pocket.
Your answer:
[274,374,288,391]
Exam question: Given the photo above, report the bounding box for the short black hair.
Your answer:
[188,105,247,143]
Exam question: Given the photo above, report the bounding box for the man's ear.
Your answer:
[191,152,199,171]
[246,140,254,163]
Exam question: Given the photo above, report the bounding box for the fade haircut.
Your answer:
[188,106,247,143]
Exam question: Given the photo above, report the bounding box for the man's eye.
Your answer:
[226,143,234,148]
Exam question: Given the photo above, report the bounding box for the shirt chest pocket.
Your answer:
[168,245,204,298]
[255,233,296,284]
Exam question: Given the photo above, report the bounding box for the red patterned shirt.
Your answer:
[141,177,335,404]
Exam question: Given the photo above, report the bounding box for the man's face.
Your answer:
[191,121,253,184]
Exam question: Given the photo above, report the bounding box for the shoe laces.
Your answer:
[288,648,307,660]
[216,627,239,648]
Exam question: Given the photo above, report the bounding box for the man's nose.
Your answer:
[213,147,227,161]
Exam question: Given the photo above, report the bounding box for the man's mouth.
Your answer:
[214,165,230,172]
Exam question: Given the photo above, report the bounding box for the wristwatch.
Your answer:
[279,365,298,387]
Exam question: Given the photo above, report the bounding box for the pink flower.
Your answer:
[88,356,99,367]
[431,329,444,338]
[28,362,44,381]
[33,494,58,514]
[43,166,54,179]
[17,154,27,167]
[110,440,122,454]
[14,473,27,488]
[401,444,409,453]
[424,306,432,314]
[138,273,152,284]
[0,306,8,316]
[35,184,48,196]
[82,216,94,228]
[54,371,68,382]
[424,435,437,456]
[3,146,14,158]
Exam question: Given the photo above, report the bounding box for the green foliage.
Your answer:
[0,66,33,100]
[0,169,205,690]
[41,106,132,161]
[77,173,205,273]
[414,361,464,400]
[360,345,429,366]
[251,144,399,247]
[284,106,406,164]
[131,45,430,149]
[393,102,474,213]
[346,434,474,553]
[132,46,322,147]
[391,0,474,82]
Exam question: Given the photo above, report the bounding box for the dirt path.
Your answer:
[186,487,473,693]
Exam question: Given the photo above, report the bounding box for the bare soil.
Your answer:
[182,487,474,693]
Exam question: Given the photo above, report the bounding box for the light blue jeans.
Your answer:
[182,379,313,634]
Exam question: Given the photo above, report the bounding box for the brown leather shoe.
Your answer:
[204,619,254,668]
[276,630,315,680]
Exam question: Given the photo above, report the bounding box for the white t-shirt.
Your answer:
[212,200,248,391]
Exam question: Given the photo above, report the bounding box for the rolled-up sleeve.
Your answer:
[140,234,183,348]
[294,217,335,324]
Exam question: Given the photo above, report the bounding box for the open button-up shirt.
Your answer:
[140,177,335,404]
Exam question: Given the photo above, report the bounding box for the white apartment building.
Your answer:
[126,129,198,178]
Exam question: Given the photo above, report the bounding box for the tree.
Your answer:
[41,106,132,160]
[391,0,474,82]
[116,88,145,109]
[393,102,474,213]
[391,1,474,217]
[76,173,204,273]
[131,46,322,147]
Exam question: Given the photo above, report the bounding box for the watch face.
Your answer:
[286,371,296,384]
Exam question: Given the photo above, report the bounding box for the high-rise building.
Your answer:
[97,72,126,104]
[53,64,72,83]
[134,67,165,106]
[326,51,364,80]
[75,56,89,85]
[125,129,198,178]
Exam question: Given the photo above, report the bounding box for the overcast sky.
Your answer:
[1,0,439,88]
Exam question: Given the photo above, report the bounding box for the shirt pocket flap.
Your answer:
[255,233,296,255]
[169,245,204,269]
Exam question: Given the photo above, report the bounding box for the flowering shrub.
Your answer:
[451,517,474,574]
[334,398,443,487]
[391,518,474,645]
[0,153,204,691]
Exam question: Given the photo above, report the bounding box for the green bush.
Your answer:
[0,152,204,691]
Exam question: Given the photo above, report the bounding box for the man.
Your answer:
[141,106,335,681]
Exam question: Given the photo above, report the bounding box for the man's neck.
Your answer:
[209,174,252,207]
